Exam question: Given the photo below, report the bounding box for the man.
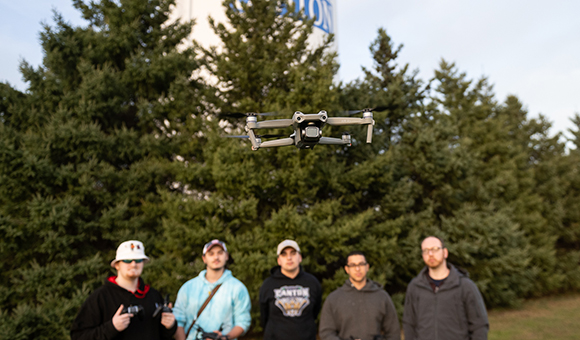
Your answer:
[319,251,400,340]
[173,239,251,340]
[71,240,177,340]
[259,240,322,340]
[403,236,489,340]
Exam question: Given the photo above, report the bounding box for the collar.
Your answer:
[107,276,150,298]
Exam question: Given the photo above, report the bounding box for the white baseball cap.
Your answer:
[277,240,301,256]
[110,240,150,267]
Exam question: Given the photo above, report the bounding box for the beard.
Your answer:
[425,256,445,270]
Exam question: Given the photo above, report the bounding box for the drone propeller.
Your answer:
[341,106,390,115]
[219,111,281,119]
[225,134,288,139]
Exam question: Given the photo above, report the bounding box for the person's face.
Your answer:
[277,247,302,273]
[421,237,448,269]
[344,254,369,283]
[203,246,229,271]
[114,259,144,280]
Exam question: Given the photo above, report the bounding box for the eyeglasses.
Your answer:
[422,247,442,255]
[121,259,144,264]
[346,262,368,269]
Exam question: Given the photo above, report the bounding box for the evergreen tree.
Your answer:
[0,1,201,338]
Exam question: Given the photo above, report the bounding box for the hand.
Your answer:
[205,330,221,340]
[160,302,175,329]
[207,330,229,340]
[112,304,133,332]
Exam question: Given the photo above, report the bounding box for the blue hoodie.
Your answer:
[173,269,251,340]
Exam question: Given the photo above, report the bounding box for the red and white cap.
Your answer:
[202,239,228,255]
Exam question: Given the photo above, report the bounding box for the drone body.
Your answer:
[237,110,375,150]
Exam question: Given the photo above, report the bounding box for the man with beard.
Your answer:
[403,236,489,340]
[71,240,177,340]
[259,240,322,340]
[319,251,400,340]
[173,239,251,340]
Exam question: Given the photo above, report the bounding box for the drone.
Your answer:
[225,108,384,150]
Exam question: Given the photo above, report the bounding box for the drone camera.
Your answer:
[304,126,320,139]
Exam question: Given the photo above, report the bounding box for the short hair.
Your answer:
[346,251,367,265]
[422,236,445,249]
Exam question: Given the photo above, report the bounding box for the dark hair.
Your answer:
[345,251,367,265]
[422,236,445,249]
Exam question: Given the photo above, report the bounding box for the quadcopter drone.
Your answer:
[226,108,382,150]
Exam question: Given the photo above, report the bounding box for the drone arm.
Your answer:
[247,130,260,150]
[251,119,294,129]
[258,138,295,148]
[326,117,373,126]
[319,137,351,145]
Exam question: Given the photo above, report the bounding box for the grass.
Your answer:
[489,293,580,340]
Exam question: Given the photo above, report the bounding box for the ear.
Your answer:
[277,256,282,266]
[443,248,449,259]
[297,253,302,263]
[202,255,208,265]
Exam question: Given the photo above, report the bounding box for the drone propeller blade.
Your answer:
[219,111,283,118]
[224,135,250,138]
[219,112,248,119]
[224,134,288,139]
[340,106,390,116]
[371,105,389,112]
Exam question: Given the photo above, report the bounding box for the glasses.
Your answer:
[422,247,442,255]
[121,259,144,264]
[346,262,368,269]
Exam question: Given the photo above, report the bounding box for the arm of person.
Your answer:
[402,287,417,340]
[173,284,190,340]
[312,278,323,319]
[71,303,129,340]
[174,326,186,340]
[463,280,489,340]
[318,297,342,340]
[159,302,177,340]
[382,293,401,340]
[229,284,252,338]
[259,284,269,329]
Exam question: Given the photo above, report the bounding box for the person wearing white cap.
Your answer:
[71,240,177,340]
[173,239,251,340]
[259,240,322,340]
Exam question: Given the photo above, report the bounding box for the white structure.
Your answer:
[169,0,337,51]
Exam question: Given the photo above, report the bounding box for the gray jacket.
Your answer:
[319,279,400,340]
[403,264,488,340]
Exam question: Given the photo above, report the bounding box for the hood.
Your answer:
[341,278,383,292]
[416,263,464,291]
[270,265,304,279]
[106,276,150,298]
[198,268,233,285]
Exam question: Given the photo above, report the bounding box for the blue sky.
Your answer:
[1,0,579,138]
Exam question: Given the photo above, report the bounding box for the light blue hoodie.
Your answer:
[173,269,251,340]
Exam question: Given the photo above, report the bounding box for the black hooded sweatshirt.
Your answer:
[259,265,322,340]
[71,276,177,340]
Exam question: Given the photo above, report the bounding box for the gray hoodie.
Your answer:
[402,264,488,340]
[319,279,400,340]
